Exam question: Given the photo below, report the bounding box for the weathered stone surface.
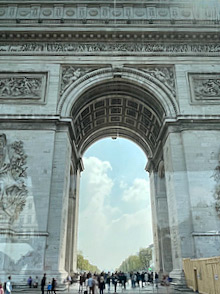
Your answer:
[0,0,220,284]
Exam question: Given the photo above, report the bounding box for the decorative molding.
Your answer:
[189,73,220,104]
[0,228,49,236]
[192,232,220,236]
[0,2,219,24]
[0,42,220,56]
[0,134,28,224]
[0,73,47,104]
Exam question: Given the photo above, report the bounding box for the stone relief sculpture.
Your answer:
[0,134,28,224]
[212,157,220,216]
[194,78,220,99]
[61,66,95,94]
[0,77,42,99]
[140,67,176,96]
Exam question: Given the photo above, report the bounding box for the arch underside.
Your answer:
[71,81,167,157]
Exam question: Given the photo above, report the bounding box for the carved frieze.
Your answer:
[189,74,220,104]
[0,43,220,56]
[140,67,176,96]
[0,134,28,224]
[0,73,47,103]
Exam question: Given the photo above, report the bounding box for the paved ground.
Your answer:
[13,282,194,294]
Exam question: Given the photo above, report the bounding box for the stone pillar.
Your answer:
[148,161,173,276]
[44,129,73,280]
[163,132,195,281]
[70,162,82,273]
[149,169,161,274]
[65,167,75,273]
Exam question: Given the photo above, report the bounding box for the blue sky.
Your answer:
[77,138,153,272]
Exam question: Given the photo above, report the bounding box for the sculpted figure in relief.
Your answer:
[0,134,28,224]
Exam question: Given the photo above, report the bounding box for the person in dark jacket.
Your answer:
[51,278,57,294]
[98,275,105,294]
[41,274,46,294]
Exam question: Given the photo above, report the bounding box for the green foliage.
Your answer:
[117,247,152,272]
[138,248,152,269]
[77,253,100,273]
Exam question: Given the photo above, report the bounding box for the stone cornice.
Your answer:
[0,1,219,27]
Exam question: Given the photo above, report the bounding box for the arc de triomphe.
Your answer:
[0,0,220,283]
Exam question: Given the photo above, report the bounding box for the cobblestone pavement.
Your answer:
[13,282,194,294]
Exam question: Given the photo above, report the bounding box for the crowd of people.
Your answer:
[77,271,165,294]
[0,271,171,294]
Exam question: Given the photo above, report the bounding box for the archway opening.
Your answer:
[78,137,153,272]
[66,75,174,276]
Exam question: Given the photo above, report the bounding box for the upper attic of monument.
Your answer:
[0,0,219,53]
[0,0,219,26]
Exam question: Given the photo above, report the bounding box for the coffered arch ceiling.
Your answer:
[71,80,168,158]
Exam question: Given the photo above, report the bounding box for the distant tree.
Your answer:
[77,253,100,273]
[117,247,152,272]
[139,248,152,269]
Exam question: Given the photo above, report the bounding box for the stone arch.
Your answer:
[59,66,178,118]
[59,66,178,158]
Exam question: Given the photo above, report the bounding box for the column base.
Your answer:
[0,270,69,286]
[169,268,186,285]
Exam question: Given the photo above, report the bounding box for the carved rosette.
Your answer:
[0,134,28,224]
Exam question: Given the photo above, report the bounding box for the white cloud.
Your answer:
[122,178,151,205]
[78,157,153,271]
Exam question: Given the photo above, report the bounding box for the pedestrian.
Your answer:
[47,282,52,294]
[51,278,57,294]
[144,272,148,286]
[141,272,145,288]
[87,275,94,294]
[112,274,118,293]
[41,273,46,294]
[5,276,12,294]
[27,276,32,288]
[33,276,39,288]
[79,274,84,293]
[67,274,71,292]
[155,272,159,288]
[98,275,105,294]
[106,273,111,293]
[0,283,4,294]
